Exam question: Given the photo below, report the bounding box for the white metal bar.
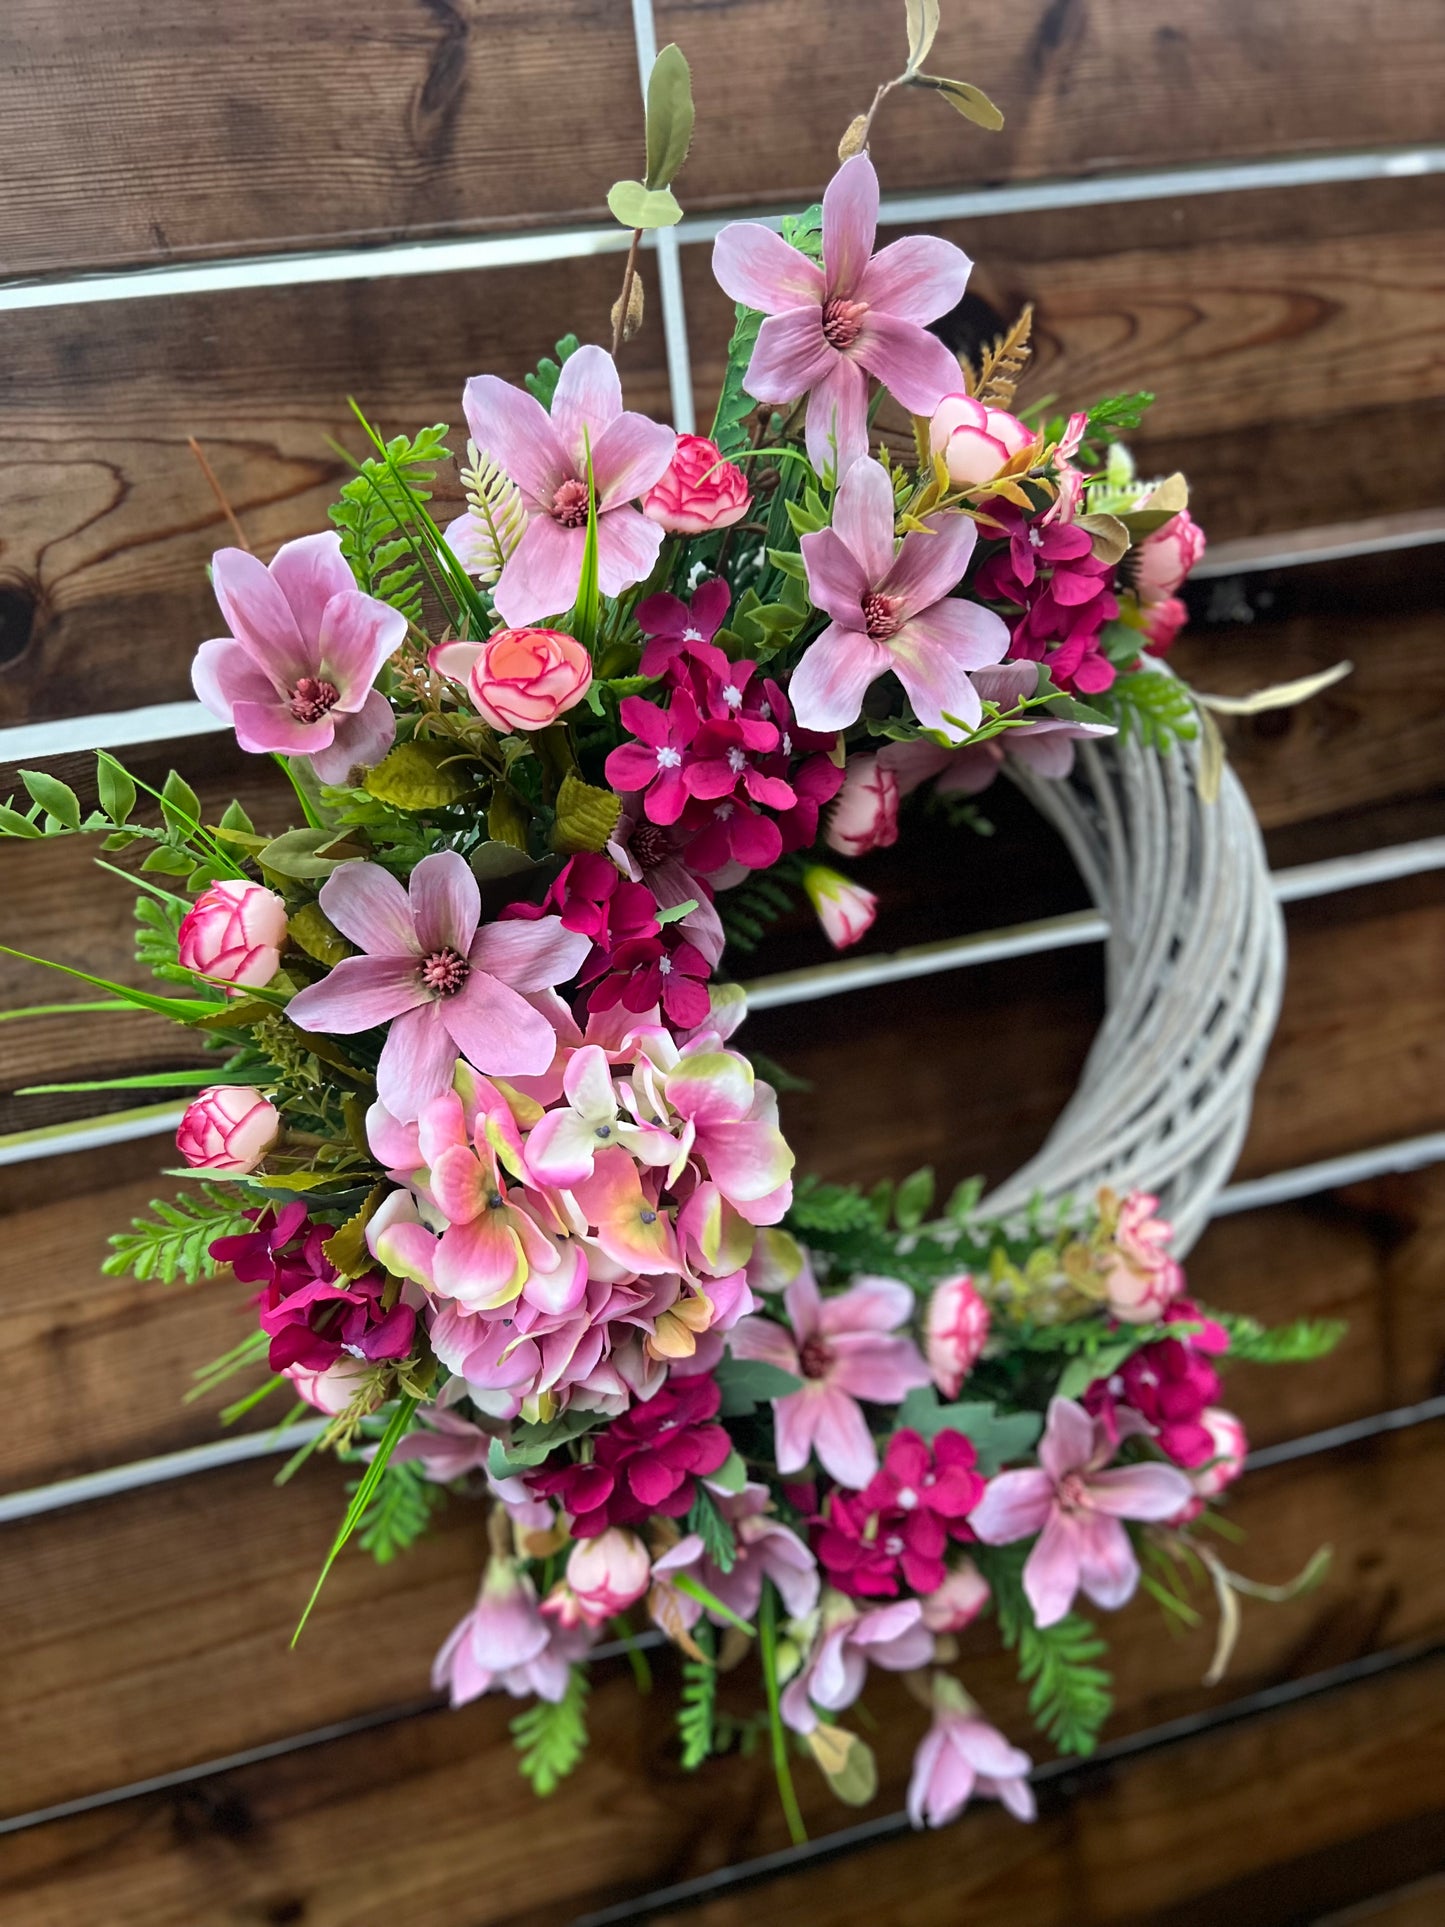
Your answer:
[1194,509,1445,581]
[0,1103,187,1168]
[1211,1130,1445,1216]
[4,145,1442,316]
[0,701,225,765]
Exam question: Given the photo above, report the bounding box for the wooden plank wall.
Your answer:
[1,4,1443,1922]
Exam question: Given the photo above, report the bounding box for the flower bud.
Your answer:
[563,1527,652,1625]
[1141,593,1188,656]
[177,879,289,988]
[920,1558,991,1633]
[929,393,1034,489]
[802,865,877,951]
[641,434,751,535]
[177,1086,280,1173]
[925,1272,990,1397]
[1134,507,1206,601]
[826,752,901,858]
[1100,1192,1184,1324]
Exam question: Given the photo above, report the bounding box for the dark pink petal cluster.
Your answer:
[975,504,1121,695]
[211,1205,415,1373]
[1083,1300,1231,1469]
[524,1371,733,1536]
[816,1429,985,1598]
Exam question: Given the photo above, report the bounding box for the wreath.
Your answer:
[2,9,1341,1840]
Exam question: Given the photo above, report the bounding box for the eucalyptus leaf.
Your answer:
[643,42,694,191]
[607,180,683,231]
[903,0,941,76]
[913,73,1006,130]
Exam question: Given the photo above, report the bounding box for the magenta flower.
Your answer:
[969,1396,1193,1627]
[285,851,591,1119]
[635,578,733,679]
[795,457,1009,737]
[455,344,675,625]
[712,153,970,477]
[817,1429,984,1599]
[908,1678,1035,1828]
[731,1266,930,1488]
[604,689,703,824]
[781,1594,934,1735]
[192,533,405,781]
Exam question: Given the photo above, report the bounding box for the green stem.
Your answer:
[758,1581,807,1847]
[611,1618,654,1694]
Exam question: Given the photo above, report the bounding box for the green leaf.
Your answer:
[678,1620,718,1769]
[1215,1311,1348,1364]
[551,770,622,856]
[894,1165,935,1230]
[511,1665,590,1795]
[96,755,137,825]
[0,801,43,838]
[219,796,256,835]
[487,1405,605,1476]
[1092,668,1198,753]
[293,1395,419,1644]
[524,336,581,410]
[257,827,364,881]
[347,1453,446,1564]
[686,1483,738,1573]
[0,941,225,1021]
[160,768,202,835]
[1056,1339,1136,1403]
[895,1387,1043,1473]
[946,1175,984,1221]
[912,73,1006,129]
[786,1177,882,1233]
[363,739,479,811]
[20,769,81,831]
[712,1355,802,1417]
[606,180,683,230]
[904,0,941,76]
[103,1186,252,1285]
[980,1544,1113,1755]
[570,437,602,649]
[643,42,694,191]
[654,897,698,927]
[288,900,351,967]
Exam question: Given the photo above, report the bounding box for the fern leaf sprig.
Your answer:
[678,1620,718,1769]
[457,440,528,586]
[511,1665,591,1794]
[103,1186,253,1284]
[972,304,1035,410]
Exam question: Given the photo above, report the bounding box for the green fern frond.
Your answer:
[457,440,528,586]
[511,1666,590,1795]
[1216,1312,1348,1364]
[686,1486,737,1574]
[1094,668,1197,752]
[103,1186,253,1284]
[346,1455,446,1564]
[329,423,451,624]
[978,1542,1113,1756]
[678,1621,718,1769]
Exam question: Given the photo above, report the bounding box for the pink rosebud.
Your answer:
[1101,1191,1184,1325]
[929,393,1035,489]
[1142,593,1188,655]
[1135,507,1206,602]
[561,1527,652,1626]
[432,627,592,734]
[177,879,289,989]
[802,864,877,951]
[825,753,901,858]
[285,1358,374,1416]
[925,1272,990,1397]
[642,433,751,535]
[177,1086,279,1173]
[920,1557,991,1633]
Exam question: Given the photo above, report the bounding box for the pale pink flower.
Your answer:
[882,662,1115,796]
[454,344,675,625]
[642,433,750,533]
[731,1266,930,1488]
[1100,1191,1184,1325]
[432,1556,594,1706]
[970,1395,1194,1627]
[794,457,1008,738]
[430,625,591,733]
[284,1357,373,1416]
[908,1677,1035,1827]
[177,879,289,989]
[920,1558,991,1633]
[1135,506,1206,602]
[825,752,901,858]
[802,863,877,950]
[177,1085,279,1172]
[557,1528,651,1626]
[929,393,1035,489]
[712,153,970,476]
[924,1273,990,1398]
[387,1407,494,1481]
[660,1042,796,1225]
[651,1482,819,1634]
[781,1592,933,1734]
[192,532,404,782]
[285,851,591,1119]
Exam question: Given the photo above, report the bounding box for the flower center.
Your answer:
[882,1534,906,1557]
[896,1485,919,1510]
[629,823,671,869]
[656,745,683,770]
[1058,1471,1092,1514]
[595,1124,612,1139]
[682,626,703,643]
[713,800,734,821]
[1028,527,1047,550]
[822,295,868,352]
[658,955,673,976]
[420,946,470,997]
[289,676,340,723]
[862,591,903,641]
[799,1334,835,1380]
[722,683,743,709]
[727,747,747,774]
[550,477,590,527]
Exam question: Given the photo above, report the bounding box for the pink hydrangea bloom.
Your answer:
[794,457,1008,738]
[453,344,675,624]
[285,851,591,1119]
[731,1266,930,1488]
[192,532,405,781]
[712,153,970,476]
[432,1556,594,1706]
[781,1593,933,1734]
[908,1679,1035,1827]
[969,1395,1193,1626]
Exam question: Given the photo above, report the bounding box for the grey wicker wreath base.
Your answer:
[977,732,1285,1258]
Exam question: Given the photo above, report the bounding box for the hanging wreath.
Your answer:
[2,8,1342,1842]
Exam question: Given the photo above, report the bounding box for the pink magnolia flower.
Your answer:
[920,1557,990,1633]
[286,851,591,1119]
[929,394,1035,489]
[731,1267,930,1487]
[432,1556,594,1706]
[802,863,877,950]
[429,626,591,733]
[177,879,289,989]
[712,153,970,476]
[781,1593,933,1734]
[177,1085,279,1172]
[652,1482,819,1633]
[908,1677,1035,1827]
[970,1395,1194,1626]
[642,434,750,534]
[825,752,901,858]
[795,457,1009,737]
[387,1407,494,1481]
[556,1528,652,1626]
[455,344,675,625]
[192,532,404,781]
[925,1272,990,1398]
[1100,1191,1184,1324]
[1135,507,1207,602]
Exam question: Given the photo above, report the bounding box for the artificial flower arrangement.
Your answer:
[2,6,1341,1839]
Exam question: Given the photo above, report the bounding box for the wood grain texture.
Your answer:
[5,2,1444,276]
[1,1423,1441,1913]
[0,252,669,725]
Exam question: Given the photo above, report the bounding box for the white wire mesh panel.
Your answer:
[979,734,1286,1255]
